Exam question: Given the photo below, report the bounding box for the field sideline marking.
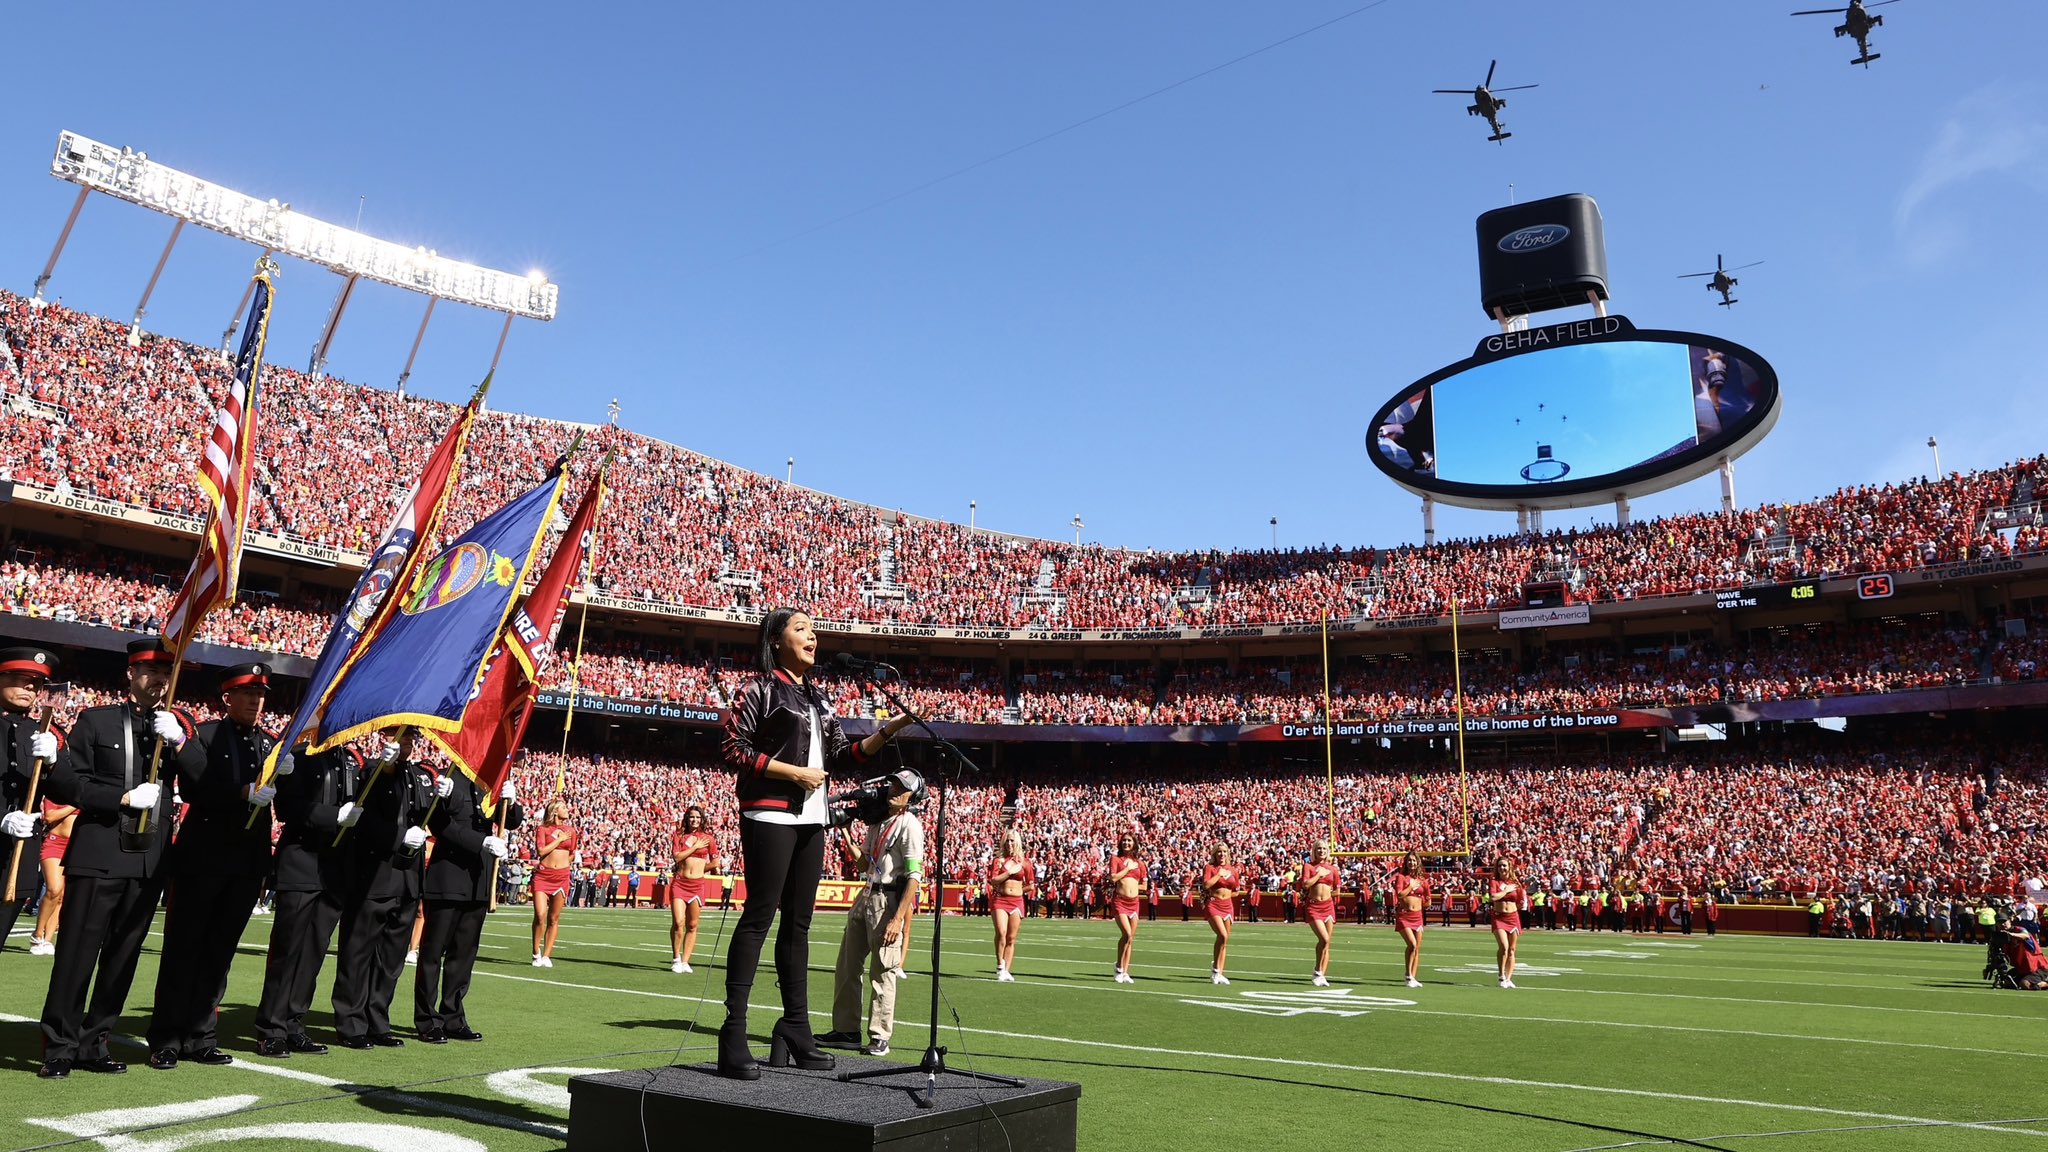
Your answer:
[952,972,2048,1062]
[463,972,2042,1137]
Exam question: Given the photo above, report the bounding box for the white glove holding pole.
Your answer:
[481,835,508,859]
[403,826,429,850]
[124,782,162,812]
[151,711,186,748]
[500,779,517,803]
[336,801,362,828]
[273,751,296,778]
[30,732,58,761]
[435,775,454,799]
[244,783,277,806]
[1,811,35,839]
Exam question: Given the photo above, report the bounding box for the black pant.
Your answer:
[415,899,485,1034]
[255,887,343,1042]
[0,839,41,952]
[334,888,409,1040]
[149,868,262,1053]
[724,819,824,1031]
[40,873,165,1062]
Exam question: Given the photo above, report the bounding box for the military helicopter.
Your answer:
[1678,255,1765,308]
[1793,0,1901,67]
[1434,60,1537,144]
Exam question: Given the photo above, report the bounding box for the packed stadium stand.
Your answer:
[7,290,2048,920]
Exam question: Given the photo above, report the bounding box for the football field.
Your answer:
[1,908,2042,1151]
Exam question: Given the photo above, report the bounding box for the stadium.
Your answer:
[5,6,2048,1152]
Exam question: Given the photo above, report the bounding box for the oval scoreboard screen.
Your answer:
[1369,317,1779,510]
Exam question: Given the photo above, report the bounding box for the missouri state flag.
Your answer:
[310,455,570,752]
[428,456,609,809]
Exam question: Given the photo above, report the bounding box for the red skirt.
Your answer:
[991,893,1027,915]
[532,865,571,896]
[39,834,69,863]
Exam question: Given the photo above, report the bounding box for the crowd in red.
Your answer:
[6,536,2038,726]
[482,738,2035,907]
[7,289,2046,634]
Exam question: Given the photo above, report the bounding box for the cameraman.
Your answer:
[820,770,925,1057]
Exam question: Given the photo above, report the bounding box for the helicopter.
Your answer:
[1434,60,1537,144]
[1792,0,1901,67]
[1678,254,1764,308]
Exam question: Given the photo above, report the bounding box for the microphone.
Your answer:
[831,652,897,680]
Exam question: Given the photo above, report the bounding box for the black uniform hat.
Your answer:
[127,637,176,667]
[218,662,271,692]
[0,647,59,680]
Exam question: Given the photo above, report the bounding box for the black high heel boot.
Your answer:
[767,1018,836,1071]
[717,1018,760,1080]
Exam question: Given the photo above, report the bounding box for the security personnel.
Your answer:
[146,662,279,1069]
[39,638,205,1079]
[333,731,441,1048]
[252,740,365,1058]
[0,647,62,956]
[416,772,521,1043]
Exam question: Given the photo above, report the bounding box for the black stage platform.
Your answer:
[568,1057,1080,1150]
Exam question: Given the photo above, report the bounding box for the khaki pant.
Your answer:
[833,887,906,1044]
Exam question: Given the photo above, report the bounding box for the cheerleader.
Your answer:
[1488,859,1526,988]
[670,806,718,973]
[530,799,578,967]
[1202,845,1242,985]
[1298,844,1341,986]
[1108,834,1144,983]
[1393,850,1431,989]
[30,797,77,955]
[986,830,1030,981]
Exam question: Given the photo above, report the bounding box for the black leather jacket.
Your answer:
[721,669,874,815]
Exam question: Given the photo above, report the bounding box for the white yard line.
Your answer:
[462,972,2042,1138]
[0,1012,566,1139]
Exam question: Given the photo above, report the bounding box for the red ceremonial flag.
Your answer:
[428,455,609,808]
[161,267,275,655]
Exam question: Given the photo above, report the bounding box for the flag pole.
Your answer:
[331,725,412,847]
[3,705,59,903]
[552,448,612,799]
[133,660,186,838]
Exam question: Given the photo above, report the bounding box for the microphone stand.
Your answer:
[838,666,1021,1107]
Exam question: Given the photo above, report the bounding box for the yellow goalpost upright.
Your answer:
[1325,601,1474,866]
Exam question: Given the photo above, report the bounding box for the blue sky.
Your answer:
[1431,342,1697,487]
[2,2,2044,551]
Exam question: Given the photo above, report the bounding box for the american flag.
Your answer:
[161,268,275,655]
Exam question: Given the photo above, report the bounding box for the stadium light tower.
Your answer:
[37,130,558,385]
[1270,516,1278,548]
[1071,514,1084,545]
[1928,436,1942,477]
[787,457,795,484]
[969,500,977,529]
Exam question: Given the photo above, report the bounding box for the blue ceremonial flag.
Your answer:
[258,381,485,784]
[309,466,568,752]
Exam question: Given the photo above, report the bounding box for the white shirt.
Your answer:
[744,699,830,826]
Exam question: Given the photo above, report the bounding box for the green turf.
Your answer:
[1,907,2042,1151]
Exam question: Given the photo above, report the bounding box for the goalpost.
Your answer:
[1324,601,1474,867]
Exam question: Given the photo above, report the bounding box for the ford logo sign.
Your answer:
[1498,224,1571,254]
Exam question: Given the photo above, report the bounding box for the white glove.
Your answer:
[151,711,187,748]
[30,732,58,761]
[481,835,508,859]
[1,811,35,838]
[336,801,362,828]
[245,783,277,806]
[125,782,162,811]
[500,779,517,802]
[274,751,296,778]
[435,775,454,799]
[403,825,429,850]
